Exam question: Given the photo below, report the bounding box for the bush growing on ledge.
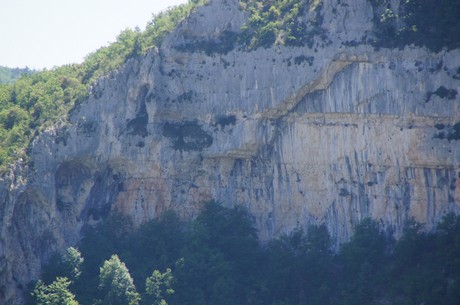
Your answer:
[238,0,325,50]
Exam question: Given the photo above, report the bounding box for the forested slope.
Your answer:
[33,202,460,305]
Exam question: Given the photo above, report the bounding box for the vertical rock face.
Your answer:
[1,0,460,303]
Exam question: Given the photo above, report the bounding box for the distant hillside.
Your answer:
[0,66,34,84]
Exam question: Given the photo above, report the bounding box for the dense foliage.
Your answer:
[33,201,460,305]
[239,0,325,49]
[0,0,206,173]
[98,255,141,305]
[0,66,34,84]
[370,0,460,51]
[32,277,79,305]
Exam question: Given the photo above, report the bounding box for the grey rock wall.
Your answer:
[1,0,459,303]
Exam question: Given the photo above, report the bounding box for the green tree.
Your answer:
[32,277,79,305]
[338,218,389,305]
[264,225,335,305]
[42,247,83,285]
[145,268,175,305]
[394,219,425,270]
[64,247,84,280]
[125,211,185,290]
[193,201,263,303]
[98,254,141,305]
[391,214,460,305]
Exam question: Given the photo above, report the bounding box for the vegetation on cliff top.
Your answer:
[238,0,460,51]
[0,66,35,84]
[370,0,460,51]
[0,0,206,173]
[1,0,459,172]
[32,202,460,305]
[238,0,325,50]
[237,0,460,51]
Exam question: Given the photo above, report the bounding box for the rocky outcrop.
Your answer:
[1,0,460,303]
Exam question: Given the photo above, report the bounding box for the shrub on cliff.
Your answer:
[239,0,325,50]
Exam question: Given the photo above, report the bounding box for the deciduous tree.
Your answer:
[98,254,140,305]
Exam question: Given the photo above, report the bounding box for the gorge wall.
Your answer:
[1,0,460,303]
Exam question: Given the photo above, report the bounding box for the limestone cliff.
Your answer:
[1,0,460,303]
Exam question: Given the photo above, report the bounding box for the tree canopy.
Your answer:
[98,254,140,305]
[32,277,79,305]
[0,66,34,84]
[36,201,460,305]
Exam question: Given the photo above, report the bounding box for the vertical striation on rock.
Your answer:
[1,0,459,303]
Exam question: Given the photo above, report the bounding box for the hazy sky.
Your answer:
[0,0,189,69]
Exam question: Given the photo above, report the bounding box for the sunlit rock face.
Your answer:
[1,0,459,303]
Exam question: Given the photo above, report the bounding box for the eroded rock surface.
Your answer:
[1,0,459,303]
